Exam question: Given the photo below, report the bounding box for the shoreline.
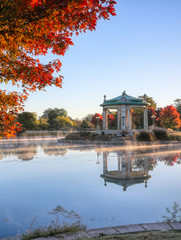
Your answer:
[32,222,181,240]
[2,222,181,240]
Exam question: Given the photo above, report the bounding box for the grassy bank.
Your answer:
[81,230,181,240]
[17,130,72,138]
[21,223,85,240]
[21,229,181,240]
[16,129,181,142]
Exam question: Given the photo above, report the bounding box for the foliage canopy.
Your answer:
[42,108,68,129]
[138,94,157,109]
[18,111,38,130]
[159,105,181,129]
[0,0,116,137]
[174,99,181,116]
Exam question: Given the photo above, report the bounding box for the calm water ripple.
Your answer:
[0,140,181,237]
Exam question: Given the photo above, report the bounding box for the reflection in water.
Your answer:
[16,147,38,161]
[0,140,181,166]
[100,151,151,191]
[42,145,67,156]
[0,143,38,161]
[158,153,181,166]
[0,141,181,237]
[96,146,181,191]
[0,141,68,160]
[0,140,181,175]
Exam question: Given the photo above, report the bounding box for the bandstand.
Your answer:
[100,91,149,132]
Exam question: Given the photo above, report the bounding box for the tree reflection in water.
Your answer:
[159,153,181,166]
[0,141,181,167]
[1,141,181,238]
[0,143,38,161]
[0,141,70,160]
[41,145,67,156]
[97,148,181,191]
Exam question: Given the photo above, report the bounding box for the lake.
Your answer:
[0,139,181,238]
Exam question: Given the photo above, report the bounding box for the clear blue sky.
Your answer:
[3,0,181,119]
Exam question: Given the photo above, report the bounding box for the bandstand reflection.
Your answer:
[100,151,153,191]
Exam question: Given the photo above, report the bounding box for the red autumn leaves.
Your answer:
[0,90,27,138]
[159,105,181,129]
[0,0,116,137]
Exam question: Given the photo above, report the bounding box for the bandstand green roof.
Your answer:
[100,91,149,107]
[100,174,151,191]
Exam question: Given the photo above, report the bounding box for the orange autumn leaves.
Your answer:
[0,90,27,138]
[159,105,181,129]
[0,0,116,137]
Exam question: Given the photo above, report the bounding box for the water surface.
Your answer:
[0,140,181,237]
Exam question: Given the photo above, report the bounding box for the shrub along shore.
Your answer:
[64,128,181,143]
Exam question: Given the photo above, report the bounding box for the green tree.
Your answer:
[174,99,181,116]
[132,108,144,129]
[83,114,94,122]
[18,112,38,130]
[74,119,82,129]
[80,120,94,129]
[138,94,157,109]
[55,116,76,130]
[42,108,67,129]
[38,118,49,130]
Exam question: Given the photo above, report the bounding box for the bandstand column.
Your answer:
[127,108,131,130]
[117,109,121,131]
[144,157,148,188]
[130,110,132,130]
[126,109,128,129]
[118,155,121,173]
[127,152,131,177]
[103,152,108,174]
[121,156,126,178]
[144,157,148,174]
[103,108,108,130]
[144,107,148,130]
[121,106,126,131]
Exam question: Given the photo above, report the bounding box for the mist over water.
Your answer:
[0,140,181,237]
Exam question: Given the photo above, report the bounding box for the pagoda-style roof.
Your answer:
[100,91,149,107]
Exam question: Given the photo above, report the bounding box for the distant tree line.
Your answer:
[18,108,79,131]
[17,95,181,132]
